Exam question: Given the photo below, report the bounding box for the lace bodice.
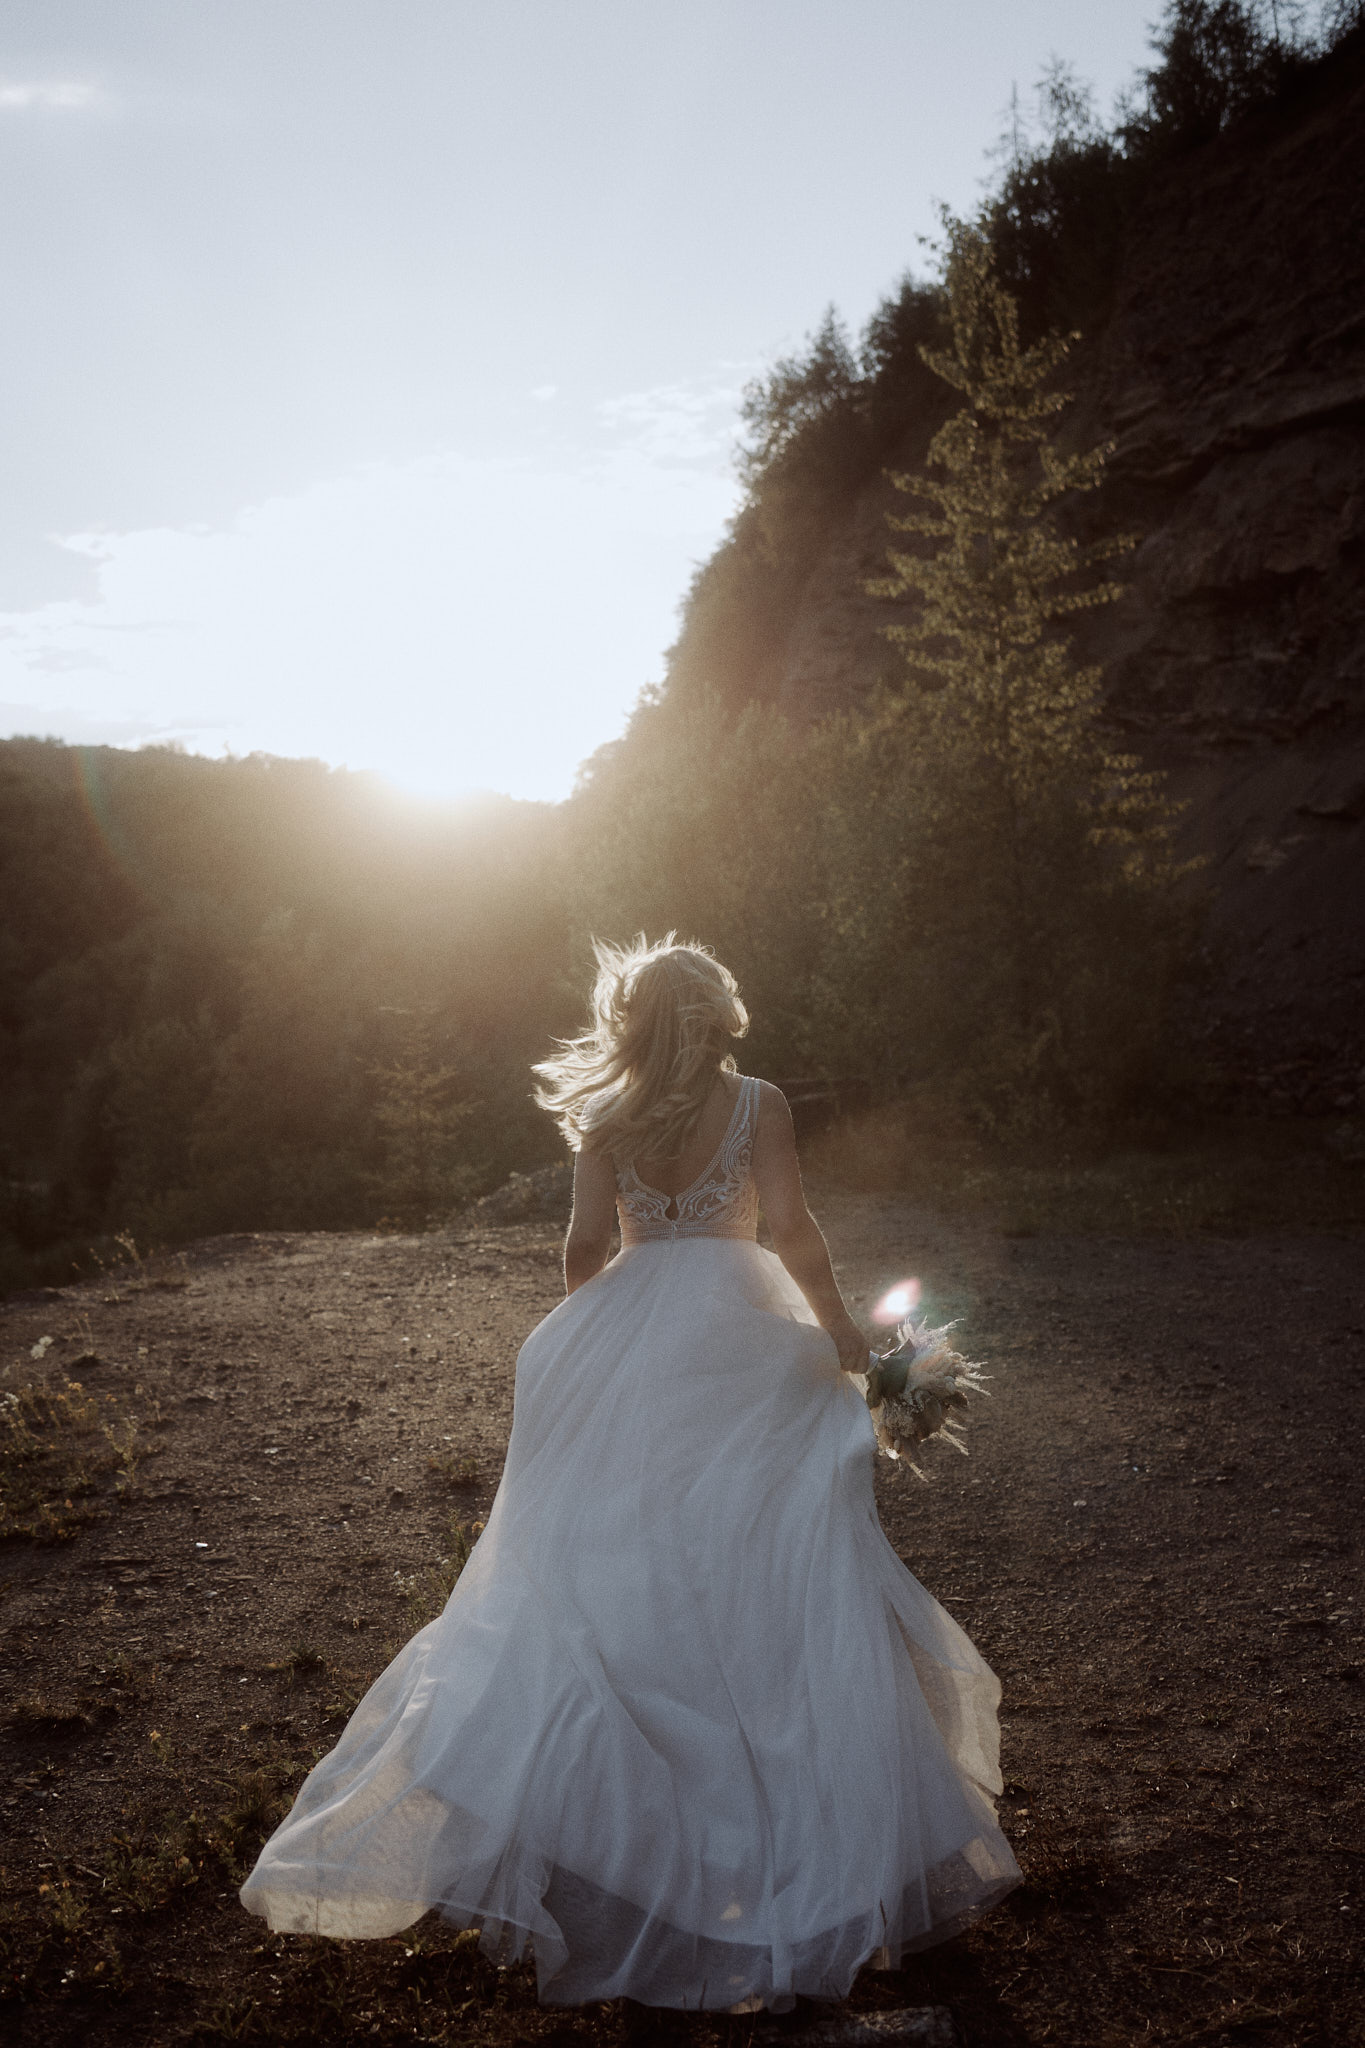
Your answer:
[616,1075,761,1245]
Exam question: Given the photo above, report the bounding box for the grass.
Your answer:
[264,1646,328,1688]
[0,1743,314,2012]
[92,1236,191,1301]
[8,1693,100,1739]
[426,1448,481,1490]
[98,1752,307,1913]
[0,1374,140,1542]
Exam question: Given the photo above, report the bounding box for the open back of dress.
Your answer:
[615,1073,761,1244]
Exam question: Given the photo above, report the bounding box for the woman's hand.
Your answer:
[829,1313,872,1378]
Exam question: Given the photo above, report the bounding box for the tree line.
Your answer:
[0,748,572,1286]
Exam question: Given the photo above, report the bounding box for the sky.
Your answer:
[0,0,1163,802]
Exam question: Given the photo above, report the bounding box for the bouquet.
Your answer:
[863,1315,989,1476]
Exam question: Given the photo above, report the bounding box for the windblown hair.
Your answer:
[533,934,749,1164]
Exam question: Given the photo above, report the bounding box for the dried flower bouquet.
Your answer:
[863,1316,990,1476]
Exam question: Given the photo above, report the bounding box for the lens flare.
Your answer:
[871,1278,920,1326]
[72,745,149,898]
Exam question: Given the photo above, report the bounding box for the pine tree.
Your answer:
[870,217,1179,1051]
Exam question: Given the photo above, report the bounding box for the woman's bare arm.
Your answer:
[751,1082,868,1374]
[563,1146,618,1294]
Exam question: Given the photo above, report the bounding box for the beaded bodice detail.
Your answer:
[616,1075,761,1246]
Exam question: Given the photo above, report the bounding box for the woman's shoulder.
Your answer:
[744,1076,793,1131]
[746,1078,799,1171]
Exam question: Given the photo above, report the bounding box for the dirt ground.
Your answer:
[1,1194,1362,2048]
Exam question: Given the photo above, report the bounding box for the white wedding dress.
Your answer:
[240,1077,1020,2009]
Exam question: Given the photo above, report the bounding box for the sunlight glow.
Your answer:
[0,383,741,803]
[872,1279,921,1326]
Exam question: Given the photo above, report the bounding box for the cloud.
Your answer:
[0,80,101,112]
[0,376,743,802]
[0,700,170,746]
[595,379,748,465]
[24,645,113,675]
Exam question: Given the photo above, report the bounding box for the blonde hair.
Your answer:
[533,933,749,1163]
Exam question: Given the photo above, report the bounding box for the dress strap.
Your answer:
[738,1073,760,1150]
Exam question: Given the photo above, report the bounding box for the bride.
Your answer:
[240,935,1020,2012]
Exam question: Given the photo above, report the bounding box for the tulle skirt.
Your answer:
[239,1238,1020,2009]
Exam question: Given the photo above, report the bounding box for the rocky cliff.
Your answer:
[726,43,1365,1114]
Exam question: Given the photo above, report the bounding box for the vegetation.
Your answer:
[571,222,1194,1136]
[987,1,1365,333]
[0,1370,139,1543]
[691,0,1365,676]
[0,741,573,1290]
[4,4,1361,1292]
[868,220,1189,1129]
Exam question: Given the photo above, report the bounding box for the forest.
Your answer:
[3,0,1363,1295]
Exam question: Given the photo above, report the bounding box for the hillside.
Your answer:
[659,28,1365,1114]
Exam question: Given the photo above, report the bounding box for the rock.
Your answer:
[469,1163,574,1225]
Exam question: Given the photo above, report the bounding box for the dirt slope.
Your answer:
[1,1202,1362,2047]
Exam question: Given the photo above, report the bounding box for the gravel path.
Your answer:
[1,1200,1361,2046]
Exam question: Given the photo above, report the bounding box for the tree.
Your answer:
[368,1006,478,1226]
[1120,1,1314,155]
[869,219,1184,1118]
[737,307,860,491]
[985,62,1137,336]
